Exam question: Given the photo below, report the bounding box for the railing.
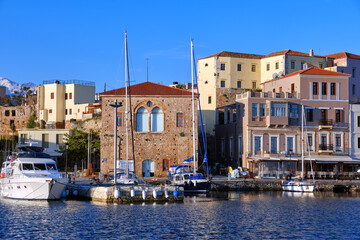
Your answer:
[43,79,95,86]
[318,144,333,151]
[319,119,333,125]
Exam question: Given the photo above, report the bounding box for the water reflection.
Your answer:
[1,192,360,239]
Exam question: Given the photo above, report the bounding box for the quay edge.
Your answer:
[211,179,360,192]
[65,184,184,203]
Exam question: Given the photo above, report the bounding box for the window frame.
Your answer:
[176,112,184,127]
[237,64,241,71]
[220,63,225,71]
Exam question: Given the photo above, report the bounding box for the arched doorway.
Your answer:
[142,160,154,177]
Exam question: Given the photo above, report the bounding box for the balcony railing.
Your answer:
[319,119,333,126]
[318,144,333,151]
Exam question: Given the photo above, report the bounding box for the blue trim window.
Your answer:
[221,64,225,71]
[237,81,241,88]
[259,104,265,117]
[271,103,286,117]
[221,81,225,88]
[237,64,241,71]
[252,104,258,117]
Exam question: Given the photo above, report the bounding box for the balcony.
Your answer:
[266,116,288,128]
[318,119,333,130]
[318,144,333,153]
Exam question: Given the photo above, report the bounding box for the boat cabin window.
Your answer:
[34,163,47,171]
[46,163,57,171]
[184,175,190,180]
[22,163,34,171]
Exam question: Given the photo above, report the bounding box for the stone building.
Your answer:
[99,81,198,177]
[0,105,36,136]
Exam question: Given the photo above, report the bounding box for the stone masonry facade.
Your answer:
[100,94,198,177]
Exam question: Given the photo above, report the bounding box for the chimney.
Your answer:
[309,49,314,57]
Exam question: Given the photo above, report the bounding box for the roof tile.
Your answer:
[99,81,195,96]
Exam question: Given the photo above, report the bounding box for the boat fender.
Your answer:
[114,189,120,198]
[194,181,197,187]
[142,190,146,200]
[61,191,66,198]
[153,189,157,199]
[165,190,169,199]
[73,190,78,196]
[130,188,135,198]
[174,189,179,197]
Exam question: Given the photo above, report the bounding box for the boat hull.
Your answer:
[174,180,210,193]
[282,181,314,193]
[0,178,67,200]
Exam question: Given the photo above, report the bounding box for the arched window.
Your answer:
[151,107,163,132]
[136,107,149,132]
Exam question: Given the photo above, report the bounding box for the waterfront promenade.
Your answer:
[64,175,360,203]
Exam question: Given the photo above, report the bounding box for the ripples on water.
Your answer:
[1,192,360,239]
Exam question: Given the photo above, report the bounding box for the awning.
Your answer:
[304,156,360,164]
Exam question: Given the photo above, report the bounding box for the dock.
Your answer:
[65,182,184,203]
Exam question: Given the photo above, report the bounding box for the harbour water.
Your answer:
[1,192,360,239]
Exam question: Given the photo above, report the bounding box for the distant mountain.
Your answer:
[0,77,37,95]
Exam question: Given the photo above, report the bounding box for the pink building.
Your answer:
[325,52,360,103]
[215,67,360,179]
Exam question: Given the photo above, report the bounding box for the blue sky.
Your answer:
[1,0,360,93]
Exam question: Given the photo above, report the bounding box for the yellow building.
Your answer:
[197,49,330,135]
[37,80,95,128]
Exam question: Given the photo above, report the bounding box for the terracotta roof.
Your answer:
[262,67,350,84]
[325,52,360,60]
[99,81,195,96]
[199,51,264,60]
[199,49,327,60]
[266,49,325,58]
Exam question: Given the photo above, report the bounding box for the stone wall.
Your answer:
[0,105,36,135]
[216,88,247,108]
[101,95,198,177]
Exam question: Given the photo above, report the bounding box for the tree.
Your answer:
[58,129,100,171]
[26,114,39,128]
[12,86,33,106]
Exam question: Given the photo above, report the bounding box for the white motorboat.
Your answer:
[281,178,314,193]
[0,146,67,200]
[169,165,209,193]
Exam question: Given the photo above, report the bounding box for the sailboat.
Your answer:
[169,40,209,193]
[282,105,314,192]
[114,30,138,185]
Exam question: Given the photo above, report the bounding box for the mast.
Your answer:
[301,104,304,179]
[191,40,196,175]
[125,30,130,178]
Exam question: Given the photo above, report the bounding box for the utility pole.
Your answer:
[110,99,122,184]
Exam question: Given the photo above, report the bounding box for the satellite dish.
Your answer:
[272,73,278,79]
[278,71,285,77]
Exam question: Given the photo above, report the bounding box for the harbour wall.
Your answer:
[66,184,184,203]
[211,179,360,192]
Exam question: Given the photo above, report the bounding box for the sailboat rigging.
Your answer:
[281,104,315,192]
[114,30,137,185]
[168,39,209,193]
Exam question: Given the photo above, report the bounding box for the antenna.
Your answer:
[146,58,149,82]
[104,82,106,92]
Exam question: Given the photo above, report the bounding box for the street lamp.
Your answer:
[65,143,69,177]
[93,147,96,175]
[110,100,122,184]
